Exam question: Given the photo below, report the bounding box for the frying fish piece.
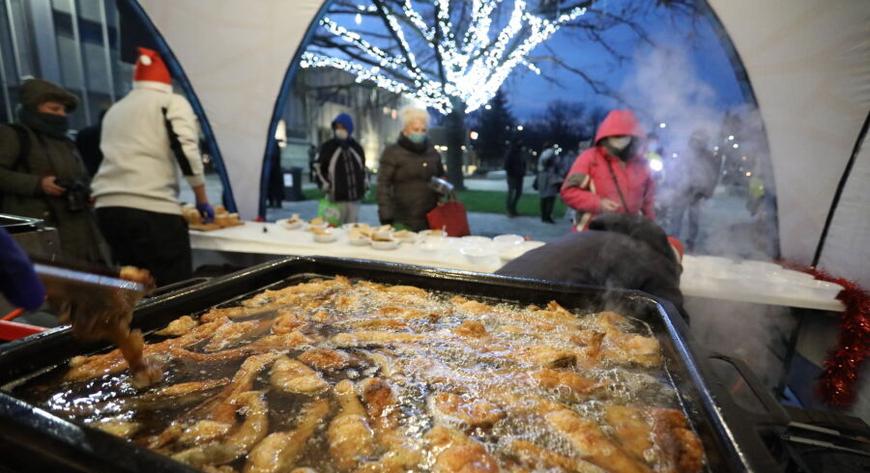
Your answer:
[532,301,582,327]
[650,408,704,473]
[532,368,599,396]
[67,378,231,417]
[384,285,428,298]
[504,439,605,473]
[426,425,500,473]
[270,356,328,394]
[149,353,283,450]
[272,310,307,334]
[89,419,141,438]
[203,320,265,352]
[429,392,504,429]
[450,297,495,316]
[200,306,254,322]
[155,315,198,336]
[244,398,330,473]
[356,378,423,471]
[64,317,231,382]
[177,420,233,447]
[376,306,434,321]
[602,333,662,368]
[512,346,576,368]
[170,331,311,364]
[453,320,488,338]
[298,348,351,371]
[328,380,376,472]
[358,377,400,432]
[343,319,409,331]
[545,408,652,473]
[330,331,423,347]
[604,405,653,460]
[173,391,269,468]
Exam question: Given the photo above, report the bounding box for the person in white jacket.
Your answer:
[92,47,213,286]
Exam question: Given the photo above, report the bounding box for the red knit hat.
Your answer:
[667,236,684,263]
[133,47,171,84]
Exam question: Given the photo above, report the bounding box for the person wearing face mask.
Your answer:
[560,109,655,231]
[377,107,446,231]
[315,113,367,223]
[0,78,109,264]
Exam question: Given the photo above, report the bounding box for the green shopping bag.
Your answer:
[317,198,341,226]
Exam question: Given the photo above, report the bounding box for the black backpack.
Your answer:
[0,124,32,211]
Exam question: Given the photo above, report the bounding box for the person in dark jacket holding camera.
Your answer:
[0,78,108,264]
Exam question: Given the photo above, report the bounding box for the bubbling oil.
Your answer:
[11,276,701,472]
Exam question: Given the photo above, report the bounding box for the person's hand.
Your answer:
[41,176,66,196]
[196,202,215,223]
[600,198,621,212]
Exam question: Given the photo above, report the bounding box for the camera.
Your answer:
[55,178,92,212]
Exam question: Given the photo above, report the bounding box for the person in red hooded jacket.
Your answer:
[560,110,655,231]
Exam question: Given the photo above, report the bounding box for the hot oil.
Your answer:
[9,276,701,472]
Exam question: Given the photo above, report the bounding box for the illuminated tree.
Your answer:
[301,0,702,186]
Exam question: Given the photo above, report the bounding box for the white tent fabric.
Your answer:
[708,0,870,270]
[138,0,870,269]
[818,130,869,288]
[139,0,325,218]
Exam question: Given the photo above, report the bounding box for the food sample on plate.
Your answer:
[309,217,326,227]
[420,229,447,238]
[309,226,332,236]
[348,228,370,242]
[15,277,705,473]
[347,223,372,238]
[393,229,417,242]
[371,231,395,243]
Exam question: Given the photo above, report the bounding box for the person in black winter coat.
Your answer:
[315,113,367,224]
[377,107,445,231]
[503,141,526,217]
[266,140,284,208]
[668,129,721,251]
[497,213,686,319]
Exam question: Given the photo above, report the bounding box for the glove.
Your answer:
[196,202,215,223]
[0,228,45,310]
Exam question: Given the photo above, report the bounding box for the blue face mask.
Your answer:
[407,132,427,144]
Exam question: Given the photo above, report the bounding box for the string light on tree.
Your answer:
[300,0,588,114]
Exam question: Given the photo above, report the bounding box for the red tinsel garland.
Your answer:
[788,265,870,407]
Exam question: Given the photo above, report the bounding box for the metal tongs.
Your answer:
[32,260,148,341]
[35,263,146,299]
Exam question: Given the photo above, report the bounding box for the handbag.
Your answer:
[426,194,470,237]
[316,198,341,226]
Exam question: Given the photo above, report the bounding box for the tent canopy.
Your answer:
[138,0,870,285]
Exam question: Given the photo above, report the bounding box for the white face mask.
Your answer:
[607,136,632,150]
[335,129,349,140]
